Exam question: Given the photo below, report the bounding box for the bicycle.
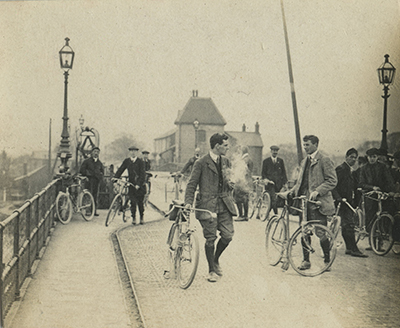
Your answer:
[341,190,397,255]
[327,202,342,246]
[248,177,271,221]
[56,175,95,224]
[105,177,134,227]
[265,193,336,277]
[143,172,153,208]
[163,200,217,289]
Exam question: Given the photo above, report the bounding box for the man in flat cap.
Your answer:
[141,150,151,171]
[114,146,146,225]
[79,146,104,216]
[261,145,288,219]
[332,148,367,257]
[359,148,395,243]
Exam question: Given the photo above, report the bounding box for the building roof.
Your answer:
[225,131,264,147]
[154,127,177,140]
[174,97,227,126]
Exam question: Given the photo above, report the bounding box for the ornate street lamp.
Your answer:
[193,119,200,149]
[58,37,75,173]
[377,54,396,153]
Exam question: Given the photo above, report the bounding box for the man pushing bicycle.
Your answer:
[288,135,337,271]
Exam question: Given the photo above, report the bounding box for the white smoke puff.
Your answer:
[225,147,252,194]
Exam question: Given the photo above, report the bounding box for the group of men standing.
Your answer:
[79,146,152,225]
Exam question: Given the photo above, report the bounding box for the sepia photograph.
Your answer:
[0,0,400,327]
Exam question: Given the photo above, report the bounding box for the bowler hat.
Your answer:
[91,146,100,152]
[129,146,139,151]
[366,148,380,156]
[142,150,150,154]
[270,145,280,151]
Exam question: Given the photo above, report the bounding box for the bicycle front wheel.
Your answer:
[369,213,394,256]
[248,192,257,219]
[176,232,199,289]
[353,208,364,244]
[56,192,72,225]
[265,215,286,266]
[105,194,123,227]
[79,191,95,221]
[288,223,336,277]
[260,192,271,222]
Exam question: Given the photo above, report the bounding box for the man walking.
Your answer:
[332,148,368,257]
[184,133,237,282]
[181,147,201,176]
[114,146,146,225]
[289,135,337,271]
[262,145,288,217]
[79,146,104,216]
[142,150,151,171]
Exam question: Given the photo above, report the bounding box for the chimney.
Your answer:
[192,90,196,97]
[255,122,260,133]
[242,124,246,132]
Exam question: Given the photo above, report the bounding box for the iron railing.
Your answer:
[0,178,61,327]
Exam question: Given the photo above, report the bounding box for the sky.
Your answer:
[1,0,400,159]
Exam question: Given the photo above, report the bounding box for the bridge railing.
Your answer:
[0,177,61,327]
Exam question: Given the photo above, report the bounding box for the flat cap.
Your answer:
[346,148,358,157]
[366,148,380,156]
[142,150,150,154]
[270,145,280,151]
[128,146,139,151]
[91,146,100,152]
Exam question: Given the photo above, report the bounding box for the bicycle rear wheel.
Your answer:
[56,192,72,225]
[265,215,286,266]
[105,194,123,227]
[260,192,271,222]
[288,223,336,277]
[176,231,199,289]
[369,213,394,256]
[79,190,95,221]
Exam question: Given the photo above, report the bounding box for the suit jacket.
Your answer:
[332,162,356,206]
[261,157,287,191]
[184,153,237,217]
[359,162,395,192]
[79,157,104,181]
[143,159,151,171]
[292,152,337,216]
[115,158,146,189]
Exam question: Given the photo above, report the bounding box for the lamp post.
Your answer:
[377,54,396,153]
[193,119,200,149]
[58,37,75,173]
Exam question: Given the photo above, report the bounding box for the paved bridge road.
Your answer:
[7,175,400,328]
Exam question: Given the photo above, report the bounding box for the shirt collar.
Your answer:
[209,151,219,163]
[308,150,318,160]
[131,157,137,162]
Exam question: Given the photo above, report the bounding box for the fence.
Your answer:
[0,178,61,327]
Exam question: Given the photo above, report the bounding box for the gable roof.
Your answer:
[154,127,177,140]
[174,97,227,126]
[225,131,264,147]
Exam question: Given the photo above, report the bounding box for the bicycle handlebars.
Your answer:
[164,204,217,221]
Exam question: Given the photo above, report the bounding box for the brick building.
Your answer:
[154,90,263,174]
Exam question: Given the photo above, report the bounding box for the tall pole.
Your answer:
[280,0,303,165]
[380,85,390,152]
[58,70,72,173]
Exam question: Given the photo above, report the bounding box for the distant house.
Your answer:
[154,90,263,173]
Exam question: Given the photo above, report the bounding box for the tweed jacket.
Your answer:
[261,157,288,191]
[184,153,237,217]
[292,152,337,216]
[114,158,146,189]
[332,162,356,207]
